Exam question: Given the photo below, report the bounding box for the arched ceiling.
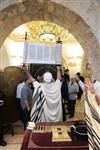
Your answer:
[9,21,78,44]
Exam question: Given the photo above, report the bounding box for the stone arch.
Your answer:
[0,0,100,80]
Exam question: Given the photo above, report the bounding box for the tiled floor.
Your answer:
[0,99,84,150]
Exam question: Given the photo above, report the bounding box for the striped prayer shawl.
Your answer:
[85,92,100,150]
[30,86,45,122]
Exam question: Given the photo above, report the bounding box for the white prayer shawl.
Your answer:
[30,84,45,122]
[31,80,62,122]
[85,91,100,150]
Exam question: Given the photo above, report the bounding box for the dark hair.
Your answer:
[64,69,69,72]
[76,72,80,75]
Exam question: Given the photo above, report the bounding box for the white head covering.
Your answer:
[43,72,53,83]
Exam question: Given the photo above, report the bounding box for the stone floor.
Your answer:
[0,99,84,150]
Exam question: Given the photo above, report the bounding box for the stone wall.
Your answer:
[81,53,91,78]
[53,0,100,43]
[0,0,100,42]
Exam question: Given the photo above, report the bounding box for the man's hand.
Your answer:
[56,65,61,80]
[21,65,35,82]
[21,64,27,72]
[84,78,94,92]
[56,65,61,70]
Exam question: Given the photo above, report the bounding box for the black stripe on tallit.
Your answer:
[31,94,45,119]
[85,113,91,123]
[33,98,45,122]
[87,129,99,150]
[86,125,100,149]
[31,87,45,122]
[92,129,100,145]
[31,98,45,121]
[37,108,44,122]
[85,113,100,145]
[85,93,100,124]
[31,88,43,117]
[31,86,41,108]
[37,91,43,105]
[93,140,100,150]
[85,117,100,150]
[88,135,95,150]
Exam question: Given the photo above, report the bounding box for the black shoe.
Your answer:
[66,112,70,115]
[0,140,7,146]
[69,115,74,118]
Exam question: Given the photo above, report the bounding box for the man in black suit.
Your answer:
[76,72,85,100]
[0,90,7,146]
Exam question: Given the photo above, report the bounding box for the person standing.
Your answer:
[63,69,70,82]
[76,77,100,150]
[76,72,85,100]
[84,79,100,150]
[23,66,63,123]
[16,81,25,100]
[76,72,84,83]
[16,81,25,123]
[67,77,79,118]
[20,78,33,129]
[0,90,7,146]
[61,77,69,121]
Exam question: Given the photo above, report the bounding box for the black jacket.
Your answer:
[0,90,5,101]
[0,90,5,123]
[61,81,69,101]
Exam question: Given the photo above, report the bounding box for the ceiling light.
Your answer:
[39,33,56,41]
[9,21,74,43]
